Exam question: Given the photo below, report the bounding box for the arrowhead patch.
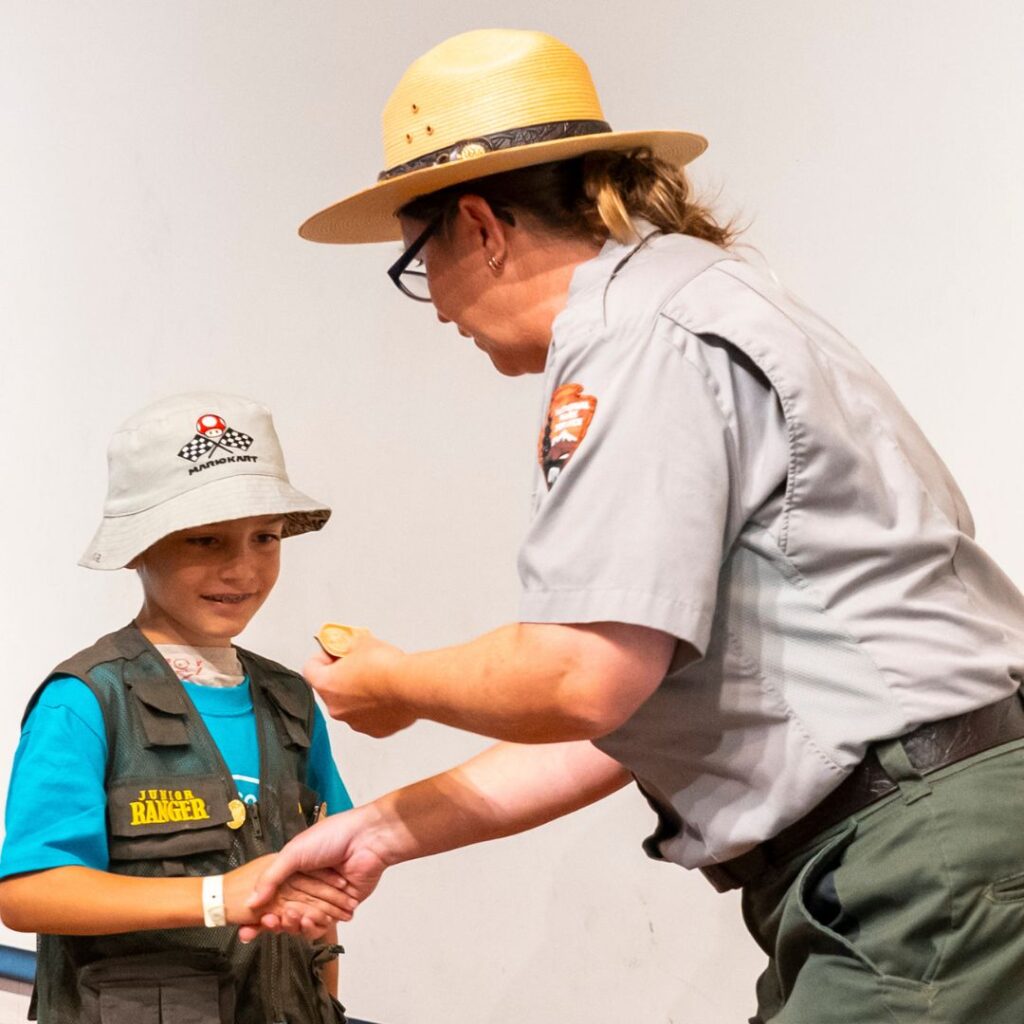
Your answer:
[538,383,598,489]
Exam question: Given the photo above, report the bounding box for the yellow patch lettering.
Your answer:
[128,787,213,827]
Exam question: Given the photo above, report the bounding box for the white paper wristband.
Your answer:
[202,874,227,928]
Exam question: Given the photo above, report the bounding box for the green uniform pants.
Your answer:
[742,737,1024,1023]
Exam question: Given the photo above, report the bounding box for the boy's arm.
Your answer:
[0,855,345,936]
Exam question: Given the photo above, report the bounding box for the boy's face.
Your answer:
[132,514,285,647]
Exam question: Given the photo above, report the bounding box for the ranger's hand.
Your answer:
[304,631,416,738]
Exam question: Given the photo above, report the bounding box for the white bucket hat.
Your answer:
[80,392,331,570]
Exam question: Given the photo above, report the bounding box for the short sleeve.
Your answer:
[0,676,110,877]
[518,317,735,654]
[306,706,353,815]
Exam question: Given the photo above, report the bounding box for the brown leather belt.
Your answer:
[700,689,1024,893]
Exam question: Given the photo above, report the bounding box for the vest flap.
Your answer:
[108,776,233,837]
[129,677,188,715]
[260,678,312,750]
[127,677,191,747]
[78,950,233,987]
[260,677,308,718]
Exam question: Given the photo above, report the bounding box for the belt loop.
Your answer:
[874,737,933,804]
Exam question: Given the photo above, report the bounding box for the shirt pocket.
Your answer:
[106,775,238,864]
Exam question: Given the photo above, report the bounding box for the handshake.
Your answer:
[207,799,388,943]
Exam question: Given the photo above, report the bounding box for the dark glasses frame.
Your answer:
[387,216,441,302]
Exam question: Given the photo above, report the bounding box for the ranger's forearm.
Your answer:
[372,740,631,867]
[382,622,675,743]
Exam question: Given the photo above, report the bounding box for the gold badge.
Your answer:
[455,142,486,161]
[227,798,247,830]
[315,623,369,659]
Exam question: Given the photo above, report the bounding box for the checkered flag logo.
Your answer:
[221,427,253,450]
[178,436,216,462]
[177,413,255,463]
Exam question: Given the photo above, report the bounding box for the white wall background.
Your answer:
[2,2,1023,1022]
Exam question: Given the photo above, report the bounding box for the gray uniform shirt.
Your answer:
[518,231,1024,869]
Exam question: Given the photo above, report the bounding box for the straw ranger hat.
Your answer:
[300,28,707,244]
[80,392,330,570]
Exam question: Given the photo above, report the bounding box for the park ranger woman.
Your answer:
[252,29,1024,1023]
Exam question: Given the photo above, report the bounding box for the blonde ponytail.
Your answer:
[582,149,736,246]
[588,173,637,244]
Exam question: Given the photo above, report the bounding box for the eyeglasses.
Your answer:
[387,216,440,302]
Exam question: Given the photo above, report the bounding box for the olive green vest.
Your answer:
[26,624,345,1024]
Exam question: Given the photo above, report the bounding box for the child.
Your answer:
[0,392,352,1024]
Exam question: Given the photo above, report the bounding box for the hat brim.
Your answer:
[80,474,331,571]
[300,129,708,244]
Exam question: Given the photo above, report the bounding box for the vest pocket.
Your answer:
[280,778,323,840]
[77,951,236,1024]
[107,776,236,863]
[262,679,313,750]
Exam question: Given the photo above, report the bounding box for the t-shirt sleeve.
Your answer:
[306,705,353,815]
[0,676,110,878]
[518,317,734,655]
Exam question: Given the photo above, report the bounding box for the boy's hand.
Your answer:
[224,854,348,940]
[304,632,416,737]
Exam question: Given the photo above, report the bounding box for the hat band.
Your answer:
[378,119,612,181]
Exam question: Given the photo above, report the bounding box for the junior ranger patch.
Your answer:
[129,787,212,826]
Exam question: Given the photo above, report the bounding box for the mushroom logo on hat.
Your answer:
[197,413,227,438]
[178,413,255,465]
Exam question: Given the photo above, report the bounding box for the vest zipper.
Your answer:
[245,661,316,1023]
[270,932,286,1023]
[250,799,264,842]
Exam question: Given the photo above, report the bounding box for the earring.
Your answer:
[487,254,505,273]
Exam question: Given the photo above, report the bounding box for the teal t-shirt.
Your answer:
[0,674,352,879]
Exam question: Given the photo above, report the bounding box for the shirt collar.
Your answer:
[558,219,663,331]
